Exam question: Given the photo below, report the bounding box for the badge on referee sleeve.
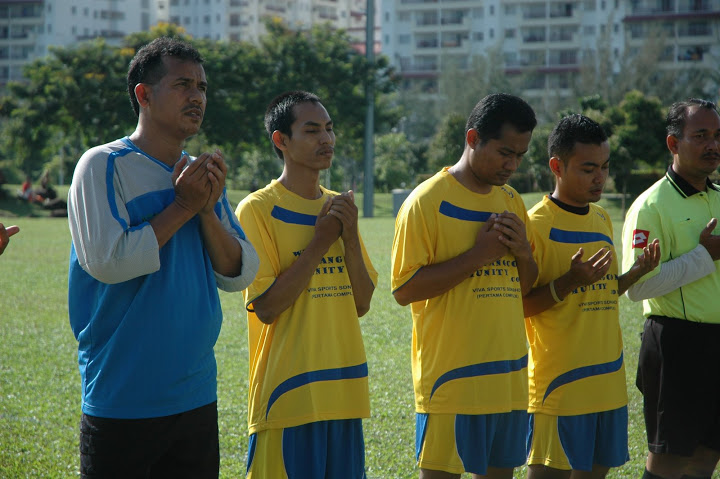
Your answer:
[632,229,650,248]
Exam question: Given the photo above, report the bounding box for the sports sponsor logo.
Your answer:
[632,229,650,248]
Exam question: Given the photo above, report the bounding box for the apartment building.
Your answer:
[380,0,719,97]
[0,0,378,88]
[165,0,378,52]
[0,0,161,87]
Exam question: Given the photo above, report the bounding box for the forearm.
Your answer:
[626,245,716,301]
[343,237,375,317]
[515,253,538,296]
[393,247,495,306]
[524,269,581,317]
[617,266,645,296]
[251,239,330,324]
[199,211,243,277]
[149,200,196,248]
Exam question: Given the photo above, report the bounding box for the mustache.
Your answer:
[703,152,720,160]
[182,105,204,116]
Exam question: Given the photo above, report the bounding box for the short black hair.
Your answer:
[465,93,537,144]
[548,114,608,162]
[127,37,204,117]
[264,90,323,160]
[667,98,718,139]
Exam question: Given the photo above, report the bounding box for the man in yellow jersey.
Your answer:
[235,91,377,478]
[391,93,538,479]
[524,114,660,479]
[622,98,720,479]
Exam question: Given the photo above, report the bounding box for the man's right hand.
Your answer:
[564,246,614,288]
[472,214,510,265]
[171,154,212,214]
[314,196,342,249]
[699,218,720,260]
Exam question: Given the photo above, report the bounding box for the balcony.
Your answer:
[625,0,720,20]
[416,39,439,48]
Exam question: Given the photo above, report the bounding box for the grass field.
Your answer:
[0,189,662,478]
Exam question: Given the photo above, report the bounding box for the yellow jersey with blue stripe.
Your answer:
[526,196,627,415]
[235,180,378,434]
[391,168,529,415]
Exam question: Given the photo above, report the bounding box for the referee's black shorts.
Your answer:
[637,315,720,456]
[80,401,219,478]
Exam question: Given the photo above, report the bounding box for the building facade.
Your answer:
[380,0,720,97]
[0,0,378,88]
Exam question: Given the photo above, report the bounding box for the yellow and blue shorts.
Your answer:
[526,406,629,471]
[246,419,365,479]
[415,411,527,475]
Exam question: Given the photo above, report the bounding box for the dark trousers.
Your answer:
[80,401,219,479]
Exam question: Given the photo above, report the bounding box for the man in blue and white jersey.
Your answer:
[67,37,258,478]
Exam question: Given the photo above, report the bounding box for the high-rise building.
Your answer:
[380,0,720,98]
[0,0,44,85]
[0,0,378,88]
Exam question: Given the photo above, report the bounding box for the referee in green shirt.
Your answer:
[622,98,720,479]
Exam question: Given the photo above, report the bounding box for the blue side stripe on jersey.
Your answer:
[542,352,623,404]
[430,355,528,400]
[266,363,368,419]
[106,148,136,231]
[271,205,317,226]
[439,201,493,222]
[549,228,613,246]
[221,189,247,240]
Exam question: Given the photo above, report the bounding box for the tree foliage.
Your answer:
[373,132,416,192]
[426,112,466,173]
[0,21,398,184]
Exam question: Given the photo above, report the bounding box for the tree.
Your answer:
[0,21,399,186]
[426,112,466,173]
[607,90,667,211]
[373,132,417,192]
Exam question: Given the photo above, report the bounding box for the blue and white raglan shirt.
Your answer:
[67,137,259,419]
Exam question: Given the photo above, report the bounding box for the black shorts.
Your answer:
[80,401,219,478]
[636,316,720,456]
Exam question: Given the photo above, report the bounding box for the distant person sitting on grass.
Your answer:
[0,223,19,255]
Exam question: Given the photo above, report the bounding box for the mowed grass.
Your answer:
[1,190,655,478]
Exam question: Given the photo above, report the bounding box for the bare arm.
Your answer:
[617,238,660,295]
[149,153,211,248]
[251,198,342,324]
[393,215,509,306]
[523,246,613,318]
[328,191,375,317]
[197,150,244,277]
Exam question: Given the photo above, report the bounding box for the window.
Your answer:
[490,5,495,15]
[398,34,411,44]
[505,28,516,38]
[473,31,484,41]
[584,25,596,35]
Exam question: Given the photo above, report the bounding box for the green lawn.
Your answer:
[0,190,656,478]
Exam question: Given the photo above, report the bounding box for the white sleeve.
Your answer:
[68,147,161,284]
[625,244,716,301]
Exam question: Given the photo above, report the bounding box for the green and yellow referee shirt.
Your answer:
[622,165,720,323]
